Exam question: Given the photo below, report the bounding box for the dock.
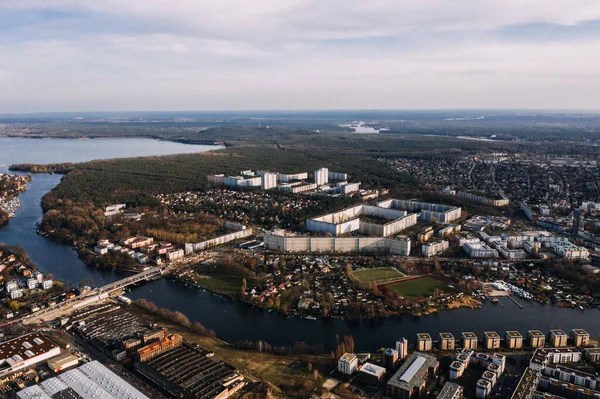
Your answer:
[508,295,524,309]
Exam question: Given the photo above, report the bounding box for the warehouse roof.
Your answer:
[0,333,58,364]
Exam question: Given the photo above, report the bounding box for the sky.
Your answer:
[2,0,600,112]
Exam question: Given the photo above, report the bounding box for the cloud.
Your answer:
[1,0,600,111]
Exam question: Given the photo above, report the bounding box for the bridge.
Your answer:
[97,266,166,294]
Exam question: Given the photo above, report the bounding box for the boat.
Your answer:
[579,305,584,310]
[305,316,317,320]
[490,298,499,304]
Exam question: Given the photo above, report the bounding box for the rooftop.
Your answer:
[340,353,357,362]
[388,352,438,391]
[436,382,462,399]
[528,330,545,337]
[0,333,58,364]
[484,331,500,339]
[550,329,567,336]
[507,331,523,338]
[571,329,589,336]
[462,332,477,339]
[417,333,432,340]
[359,362,386,378]
[440,333,454,340]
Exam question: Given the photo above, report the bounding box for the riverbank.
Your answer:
[127,303,335,399]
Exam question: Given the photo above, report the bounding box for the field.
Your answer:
[353,267,404,283]
[382,276,449,299]
[194,274,245,295]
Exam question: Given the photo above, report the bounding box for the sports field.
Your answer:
[352,267,404,283]
[383,277,449,299]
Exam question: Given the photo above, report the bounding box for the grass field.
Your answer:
[195,274,245,295]
[383,277,449,299]
[352,267,404,283]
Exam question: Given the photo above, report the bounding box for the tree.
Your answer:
[240,278,247,297]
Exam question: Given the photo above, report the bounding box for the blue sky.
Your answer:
[1,0,600,112]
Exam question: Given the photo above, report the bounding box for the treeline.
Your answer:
[0,209,8,226]
[233,339,325,355]
[134,298,217,338]
[10,163,75,174]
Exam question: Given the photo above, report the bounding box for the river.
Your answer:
[1,137,599,351]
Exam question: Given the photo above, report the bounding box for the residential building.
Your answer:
[26,278,38,289]
[422,240,449,257]
[529,348,582,371]
[338,353,358,375]
[396,338,408,360]
[41,279,53,290]
[384,348,399,370]
[417,333,433,352]
[584,347,600,362]
[261,172,277,190]
[528,330,545,348]
[5,280,18,293]
[570,329,590,347]
[462,332,478,350]
[506,331,524,349]
[314,167,329,186]
[484,332,501,350]
[436,382,464,399]
[439,333,455,351]
[166,249,184,261]
[549,330,568,348]
[10,289,23,299]
[358,362,386,385]
[476,378,492,398]
[386,352,439,399]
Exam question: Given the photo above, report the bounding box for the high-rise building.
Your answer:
[338,353,358,375]
[484,332,501,350]
[261,172,277,190]
[506,331,523,349]
[384,348,399,370]
[396,338,408,360]
[314,167,329,186]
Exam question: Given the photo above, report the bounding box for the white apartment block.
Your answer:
[422,240,449,257]
[338,353,358,375]
[314,167,329,186]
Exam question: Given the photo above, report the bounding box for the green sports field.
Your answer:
[352,267,404,283]
[383,277,449,299]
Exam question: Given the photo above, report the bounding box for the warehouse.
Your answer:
[0,333,60,376]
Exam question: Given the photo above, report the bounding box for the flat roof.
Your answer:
[436,382,462,399]
[507,331,523,338]
[0,333,58,363]
[528,330,545,337]
[484,331,500,338]
[571,329,589,335]
[388,352,438,391]
[359,362,386,378]
[18,360,149,399]
[340,353,357,362]
[417,333,432,340]
[462,332,477,338]
[584,348,600,354]
[550,329,567,336]
[440,333,454,339]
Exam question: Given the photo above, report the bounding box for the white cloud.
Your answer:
[1,0,600,111]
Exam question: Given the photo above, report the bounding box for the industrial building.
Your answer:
[417,333,433,352]
[549,330,568,348]
[338,353,358,375]
[462,332,478,350]
[570,329,590,347]
[134,341,244,399]
[386,352,439,399]
[17,360,149,399]
[484,332,501,350]
[47,352,79,373]
[506,331,524,349]
[0,333,61,376]
[439,333,455,351]
[528,330,545,348]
